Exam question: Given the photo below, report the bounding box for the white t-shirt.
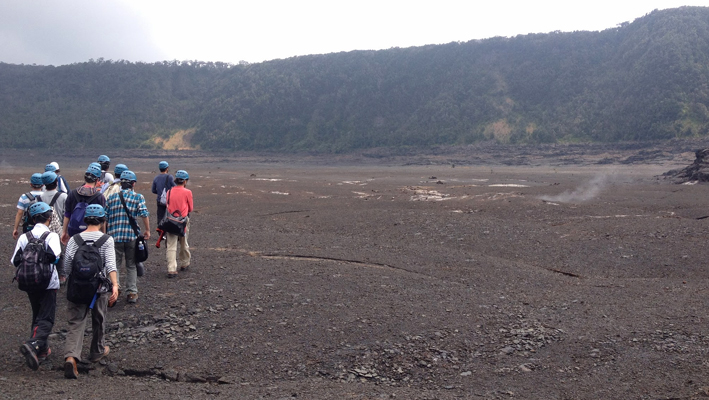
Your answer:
[102,171,115,185]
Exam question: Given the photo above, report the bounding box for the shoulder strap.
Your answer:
[118,191,141,236]
[39,231,51,241]
[49,192,62,207]
[25,192,35,201]
[24,231,35,241]
[74,235,86,246]
[93,234,110,248]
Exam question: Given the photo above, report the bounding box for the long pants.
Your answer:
[63,294,108,362]
[114,241,137,294]
[156,203,167,226]
[26,289,57,352]
[166,218,190,273]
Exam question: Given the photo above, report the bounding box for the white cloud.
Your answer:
[1,0,706,65]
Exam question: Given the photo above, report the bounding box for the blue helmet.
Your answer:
[159,161,169,170]
[175,170,189,180]
[41,171,58,185]
[84,204,106,218]
[114,163,128,177]
[98,155,110,162]
[120,170,137,182]
[30,173,43,186]
[86,163,102,178]
[29,201,52,216]
[45,163,57,172]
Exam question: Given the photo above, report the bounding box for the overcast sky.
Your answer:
[1,0,706,66]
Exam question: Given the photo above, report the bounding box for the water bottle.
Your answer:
[138,242,144,251]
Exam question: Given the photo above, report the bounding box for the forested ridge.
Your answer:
[2,6,709,152]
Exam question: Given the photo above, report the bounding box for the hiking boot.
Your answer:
[167,272,178,278]
[180,265,189,271]
[38,347,51,362]
[64,357,78,379]
[90,346,109,363]
[20,343,39,371]
[127,293,138,303]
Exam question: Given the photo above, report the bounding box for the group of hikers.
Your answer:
[9,156,194,379]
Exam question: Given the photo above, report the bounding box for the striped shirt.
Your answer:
[17,190,45,211]
[105,189,149,243]
[62,231,116,280]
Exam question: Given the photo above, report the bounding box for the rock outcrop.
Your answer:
[664,149,709,183]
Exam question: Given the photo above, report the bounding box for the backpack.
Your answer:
[21,192,42,233]
[67,191,103,237]
[66,234,109,304]
[43,192,63,235]
[14,231,54,292]
[158,175,172,205]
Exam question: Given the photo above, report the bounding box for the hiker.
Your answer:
[103,163,128,200]
[151,160,175,226]
[105,170,150,304]
[10,202,62,371]
[45,162,70,194]
[62,204,117,379]
[12,173,45,240]
[164,170,193,278]
[105,164,146,275]
[39,171,68,283]
[61,164,106,245]
[39,171,67,236]
[97,155,114,188]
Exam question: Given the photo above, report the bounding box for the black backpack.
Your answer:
[14,231,54,292]
[21,193,42,233]
[66,235,109,304]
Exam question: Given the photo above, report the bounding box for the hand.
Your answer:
[12,229,19,240]
[109,286,118,306]
[61,232,69,245]
[143,231,151,240]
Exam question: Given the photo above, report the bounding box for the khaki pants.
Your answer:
[166,218,190,273]
[63,294,108,362]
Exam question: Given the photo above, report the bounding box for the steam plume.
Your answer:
[540,175,610,203]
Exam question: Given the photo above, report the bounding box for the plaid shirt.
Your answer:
[106,189,149,243]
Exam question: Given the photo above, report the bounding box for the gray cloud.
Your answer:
[0,0,168,65]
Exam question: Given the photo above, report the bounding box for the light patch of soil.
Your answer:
[152,129,200,150]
